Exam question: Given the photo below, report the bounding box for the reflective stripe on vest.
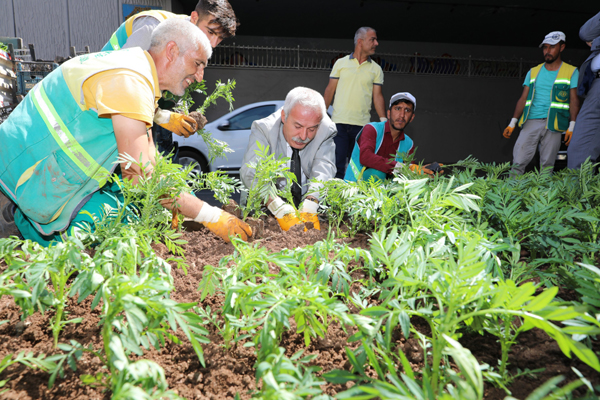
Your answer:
[550,102,570,110]
[108,32,120,50]
[30,84,109,187]
[102,10,180,51]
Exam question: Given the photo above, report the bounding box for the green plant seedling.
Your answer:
[242,142,297,220]
[189,170,245,205]
[172,79,237,163]
[0,351,57,393]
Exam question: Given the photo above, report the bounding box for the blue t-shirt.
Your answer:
[523,64,579,119]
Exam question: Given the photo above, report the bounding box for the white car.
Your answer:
[174,100,284,175]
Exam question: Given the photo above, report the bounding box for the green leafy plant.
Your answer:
[45,239,86,347]
[170,81,207,115]
[254,348,328,399]
[0,351,57,393]
[76,151,192,257]
[327,334,485,400]
[190,170,245,205]
[359,226,600,396]
[242,142,298,219]
[171,79,237,162]
[0,237,87,346]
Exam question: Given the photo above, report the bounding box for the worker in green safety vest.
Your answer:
[345,92,440,182]
[0,19,251,245]
[102,1,239,162]
[502,31,581,176]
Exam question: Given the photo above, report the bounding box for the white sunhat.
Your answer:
[539,31,566,47]
[389,92,416,111]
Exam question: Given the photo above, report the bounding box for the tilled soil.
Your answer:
[0,217,598,399]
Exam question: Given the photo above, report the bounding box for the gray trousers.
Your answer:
[511,119,561,176]
[567,77,600,169]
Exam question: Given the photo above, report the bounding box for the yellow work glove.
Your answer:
[564,121,575,146]
[153,109,197,138]
[267,197,302,231]
[194,203,252,242]
[299,198,320,230]
[503,118,518,139]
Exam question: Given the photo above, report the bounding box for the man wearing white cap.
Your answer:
[567,12,600,169]
[345,92,439,182]
[502,31,580,176]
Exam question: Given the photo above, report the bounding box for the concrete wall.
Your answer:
[0,0,173,61]
[201,67,521,164]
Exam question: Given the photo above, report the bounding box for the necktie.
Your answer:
[291,148,302,208]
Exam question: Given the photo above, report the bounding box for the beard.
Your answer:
[391,120,409,131]
[544,54,558,64]
[170,56,190,96]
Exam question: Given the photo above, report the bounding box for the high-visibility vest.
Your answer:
[0,48,157,235]
[344,121,414,182]
[519,62,577,132]
[102,10,186,51]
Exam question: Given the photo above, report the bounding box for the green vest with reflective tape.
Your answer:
[518,62,576,132]
[0,48,157,235]
[102,10,185,51]
[344,121,413,182]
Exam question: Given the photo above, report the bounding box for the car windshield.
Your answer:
[226,105,276,130]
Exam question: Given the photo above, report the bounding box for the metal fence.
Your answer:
[210,44,538,79]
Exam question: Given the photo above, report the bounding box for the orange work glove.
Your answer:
[154,109,197,138]
[564,121,575,146]
[409,164,429,175]
[194,203,252,242]
[503,118,518,139]
[409,163,444,176]
[299,198,320,230]
[267,197,302,231]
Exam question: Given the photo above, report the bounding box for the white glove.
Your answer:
[508,117,518,128]
[194,203,221,223]
[393,162,405,174]
[300,199,319,214]
[153,108,171,125]
[268,197,301,231]
[194,203,252,242]
[267,197,295,219]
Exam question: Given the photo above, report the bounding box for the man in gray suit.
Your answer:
[240,87,337,231]
[567,11,600,169]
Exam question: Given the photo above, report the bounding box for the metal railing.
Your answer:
[210,44,538,79]
[13,48,32,62]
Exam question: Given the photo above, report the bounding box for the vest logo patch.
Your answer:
[556,90,569,102]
